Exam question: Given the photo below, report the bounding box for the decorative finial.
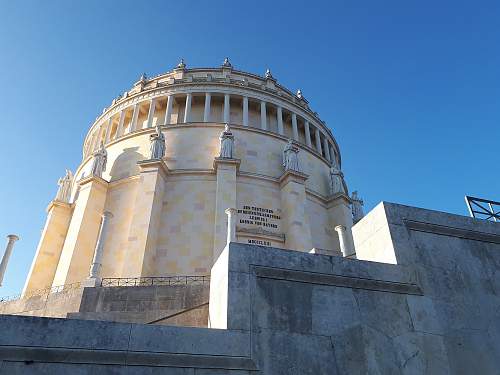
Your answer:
[296,89,303,99]
[140,72,147,82]
[265,69,273,79]
[177,58,186,69]
[222,57,232,67]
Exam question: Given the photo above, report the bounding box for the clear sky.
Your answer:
[0,1,499,297]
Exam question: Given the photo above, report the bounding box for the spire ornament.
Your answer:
[176,58,186,69]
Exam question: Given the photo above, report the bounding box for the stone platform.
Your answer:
[0,202,499,374]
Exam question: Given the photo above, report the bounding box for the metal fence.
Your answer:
[0,282,81,303]
[465,196,500,222]
[100,275,210,287]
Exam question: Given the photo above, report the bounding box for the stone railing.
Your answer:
[100,275,210,287]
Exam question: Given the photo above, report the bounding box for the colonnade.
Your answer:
[85,91,338,165]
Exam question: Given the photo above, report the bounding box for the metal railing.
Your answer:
[465,196,500,222]
[0,282,81,303]
[100,275,210,287]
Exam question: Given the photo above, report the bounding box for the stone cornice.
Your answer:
[137,158,170,180]
[279,170,309,188]
[213,157,241,173]
[77,175,109,191]
[46,200,73,213]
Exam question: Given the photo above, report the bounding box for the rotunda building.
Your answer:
[22,59,355,295]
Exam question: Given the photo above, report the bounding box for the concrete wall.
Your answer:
[4,203,497,373]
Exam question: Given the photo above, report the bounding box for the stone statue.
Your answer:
[219,124,234,159]
[329,163,346,195]
[177,58,186,69]
[55,169,73,203]
[222,57,232,67]
[296,89,303,99]
[139,73,147,82]
[282,139,300,172]
[351,191,365,223]
[149,124,166,159]
[90,142,107,178]
[265,69,273,79]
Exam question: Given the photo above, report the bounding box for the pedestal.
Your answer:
[279,170,312,251]
[51,176,108,287]
[22,201,73,295]
[212,158,240,263]
[121,159,169,277]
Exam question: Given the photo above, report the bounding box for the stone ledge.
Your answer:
[0,345,258,370]
[404,219,500,244]
[253,266,423,295]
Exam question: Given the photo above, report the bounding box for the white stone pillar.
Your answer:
[204,93,211,122]
[146,98,157,128]
[260,100,267,130]
[242,96,249,126]
[88,212,113,281]
[291,113,299,140]
[165,95,173,125]
[104,117,113,143]
[131,103,140,132]
[304,120,312,147]
[315,128,323,155]
[277,106,284,135]
[0,235,19,286]
[184,93,192,123]
[335,225,355,257]
[224,94,230,123]
[324,138,331,161]
[225,208,237,246]
[116,109,126,138]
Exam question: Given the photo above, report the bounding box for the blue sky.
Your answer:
[0,1,499,296]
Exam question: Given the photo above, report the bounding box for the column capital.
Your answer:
[213,157,241,173]
[279,170,308,188]
[334,225,346,232]
[102,211,114,220]
[225,207,237,215]
[6,234,19,242]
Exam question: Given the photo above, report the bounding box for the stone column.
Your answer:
[335,225,355,257]
[131,103,140,132]
[291,113,299,140]
[184,93,192,123]
[315,128,323,155]
[104,117,113,143]
[279,170,312,251]
[327,194,355,258]
[146,98,157,128]
[324,138,331,161]
[51,176,108,287]
[22,201,73,295]
[0,235,19,286]
[304,120,312,147]
[224,94,230,123]
[260,100,267,130]
[116,109,126,138]
[121,159,168,277]
[165,95,173,125]
[213,158,240,262]
[225,208,237,245]
[277,106,284,135]
[83,211,113,286]
[242,96,249,126]
[204,92,211,122]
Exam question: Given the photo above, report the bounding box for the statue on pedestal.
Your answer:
[296,89,303,99]
[91,142,107,178]
[265,69,274,80]
[329,161,346,195]
[222,57,232,67]
[282,139,301,172]
[55,170,73,203]
[351,191,365,223]
[219,124,234,159]
[149,124,166,160]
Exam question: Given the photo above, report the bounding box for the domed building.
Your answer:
[22,58,355,296]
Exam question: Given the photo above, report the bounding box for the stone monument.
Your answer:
[218,124,234,159]
[55,170,73,203]
[90,142,107,178]
[282,139,300,172]
[149,124,166,160]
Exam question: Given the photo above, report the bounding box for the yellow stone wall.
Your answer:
[29,123,348,289]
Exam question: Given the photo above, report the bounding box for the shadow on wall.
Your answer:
[109,147,144,182]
